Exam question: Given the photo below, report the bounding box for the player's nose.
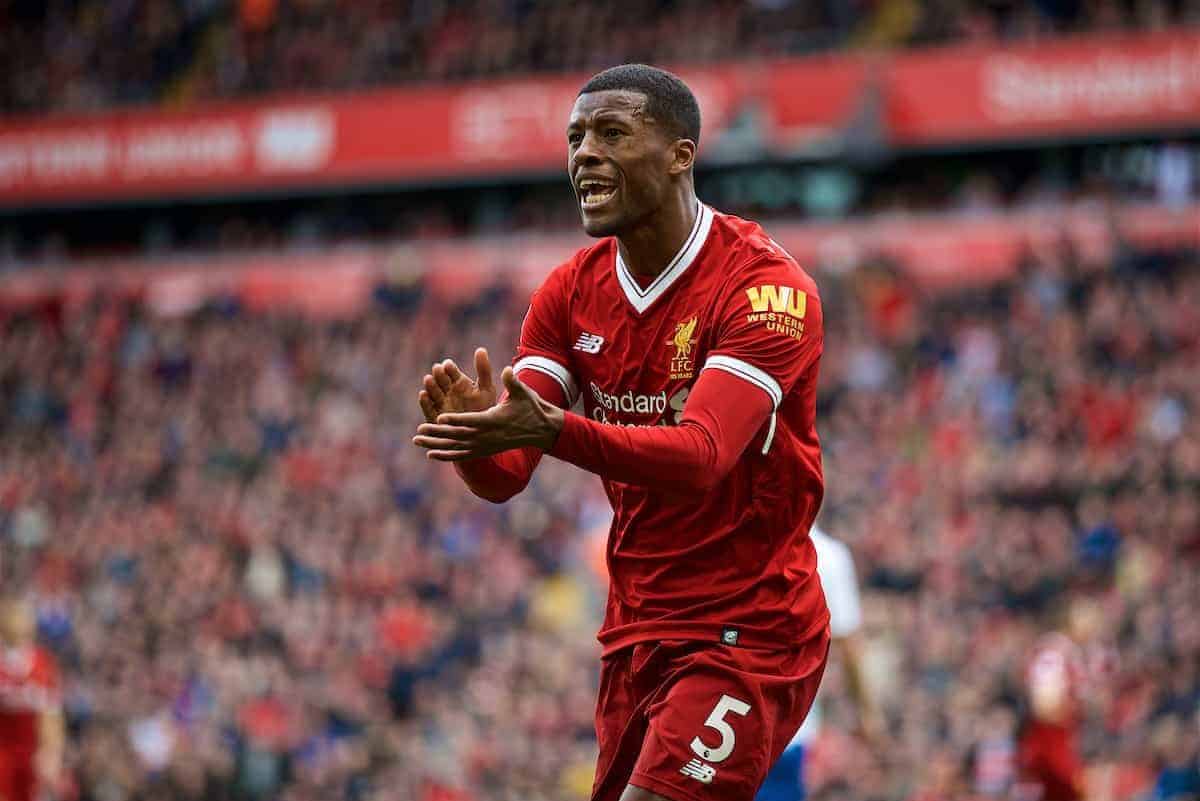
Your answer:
[571,130,603,173]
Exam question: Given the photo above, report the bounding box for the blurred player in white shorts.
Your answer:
[755,527,881,801]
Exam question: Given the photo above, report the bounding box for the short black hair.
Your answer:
[578,64,701,145]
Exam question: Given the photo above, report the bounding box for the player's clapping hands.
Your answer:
[415,348,563,460]
[419,347,499,422]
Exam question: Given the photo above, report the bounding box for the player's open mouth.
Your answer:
[578,179,618,210]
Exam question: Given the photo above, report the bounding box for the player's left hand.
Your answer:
[412,367,563,460]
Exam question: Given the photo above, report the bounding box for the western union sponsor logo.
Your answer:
[745,285,806,319]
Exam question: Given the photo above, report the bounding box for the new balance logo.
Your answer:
[573,332,605,354]
[680,759,717,784]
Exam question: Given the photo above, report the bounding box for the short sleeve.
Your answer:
[514,262,581,407]
[812,530,863,637]
[703,254,823,411]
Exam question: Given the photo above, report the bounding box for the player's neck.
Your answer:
[616,193,698,278]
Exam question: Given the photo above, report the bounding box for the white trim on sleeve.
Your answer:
[702,355,783,409]
[761,412,778,455]
[513,355,579,405]
[702,354,784,454]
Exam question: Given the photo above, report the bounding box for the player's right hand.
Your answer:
[419,347,498,423]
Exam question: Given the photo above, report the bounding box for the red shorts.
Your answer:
[591,628,830,801]
[0,753,36,801]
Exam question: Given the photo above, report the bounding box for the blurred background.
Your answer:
[1,2,1199,801]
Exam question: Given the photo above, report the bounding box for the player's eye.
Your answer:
[605,128,623,139]
[567,132,583,146]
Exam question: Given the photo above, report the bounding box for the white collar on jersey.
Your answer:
[615,201,714,314]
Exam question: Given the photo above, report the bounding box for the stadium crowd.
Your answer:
[1,225,1198,801]
[6,150,1196,265]
[3,0,1199,114]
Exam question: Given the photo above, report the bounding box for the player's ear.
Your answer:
[668,138,696,176]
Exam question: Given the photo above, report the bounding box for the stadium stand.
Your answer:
[3,0,1200,114]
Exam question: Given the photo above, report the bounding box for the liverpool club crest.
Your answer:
[668,316,698,380]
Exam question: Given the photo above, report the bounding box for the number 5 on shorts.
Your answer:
[690,694,751,763]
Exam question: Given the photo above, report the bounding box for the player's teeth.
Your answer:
[581,184,615,207]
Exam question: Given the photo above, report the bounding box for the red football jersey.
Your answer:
[515,203,829,655]
[0,645,60,757]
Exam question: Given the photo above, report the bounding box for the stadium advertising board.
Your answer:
[0,31,1197,205]
[886,30,1200,144]
[0,69,743,205]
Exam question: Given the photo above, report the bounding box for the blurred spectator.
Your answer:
[1149,716,1200,801]
[1156,142,1196,209]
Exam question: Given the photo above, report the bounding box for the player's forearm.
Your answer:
[37,709,64,778]
[548,370,771,493]
[838,634,874,712]
[548,414,722,492]
[446,370,566,502]
[837,634,885,742]
[453,448,542,503]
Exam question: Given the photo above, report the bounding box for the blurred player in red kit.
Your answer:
[1018,599,1112,801]
[0,597,64,801]
[414,64,829,801]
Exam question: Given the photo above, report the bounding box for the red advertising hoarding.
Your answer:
[885,31,1200,145]
[0,66,747,206]
[1,31,1197,205]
